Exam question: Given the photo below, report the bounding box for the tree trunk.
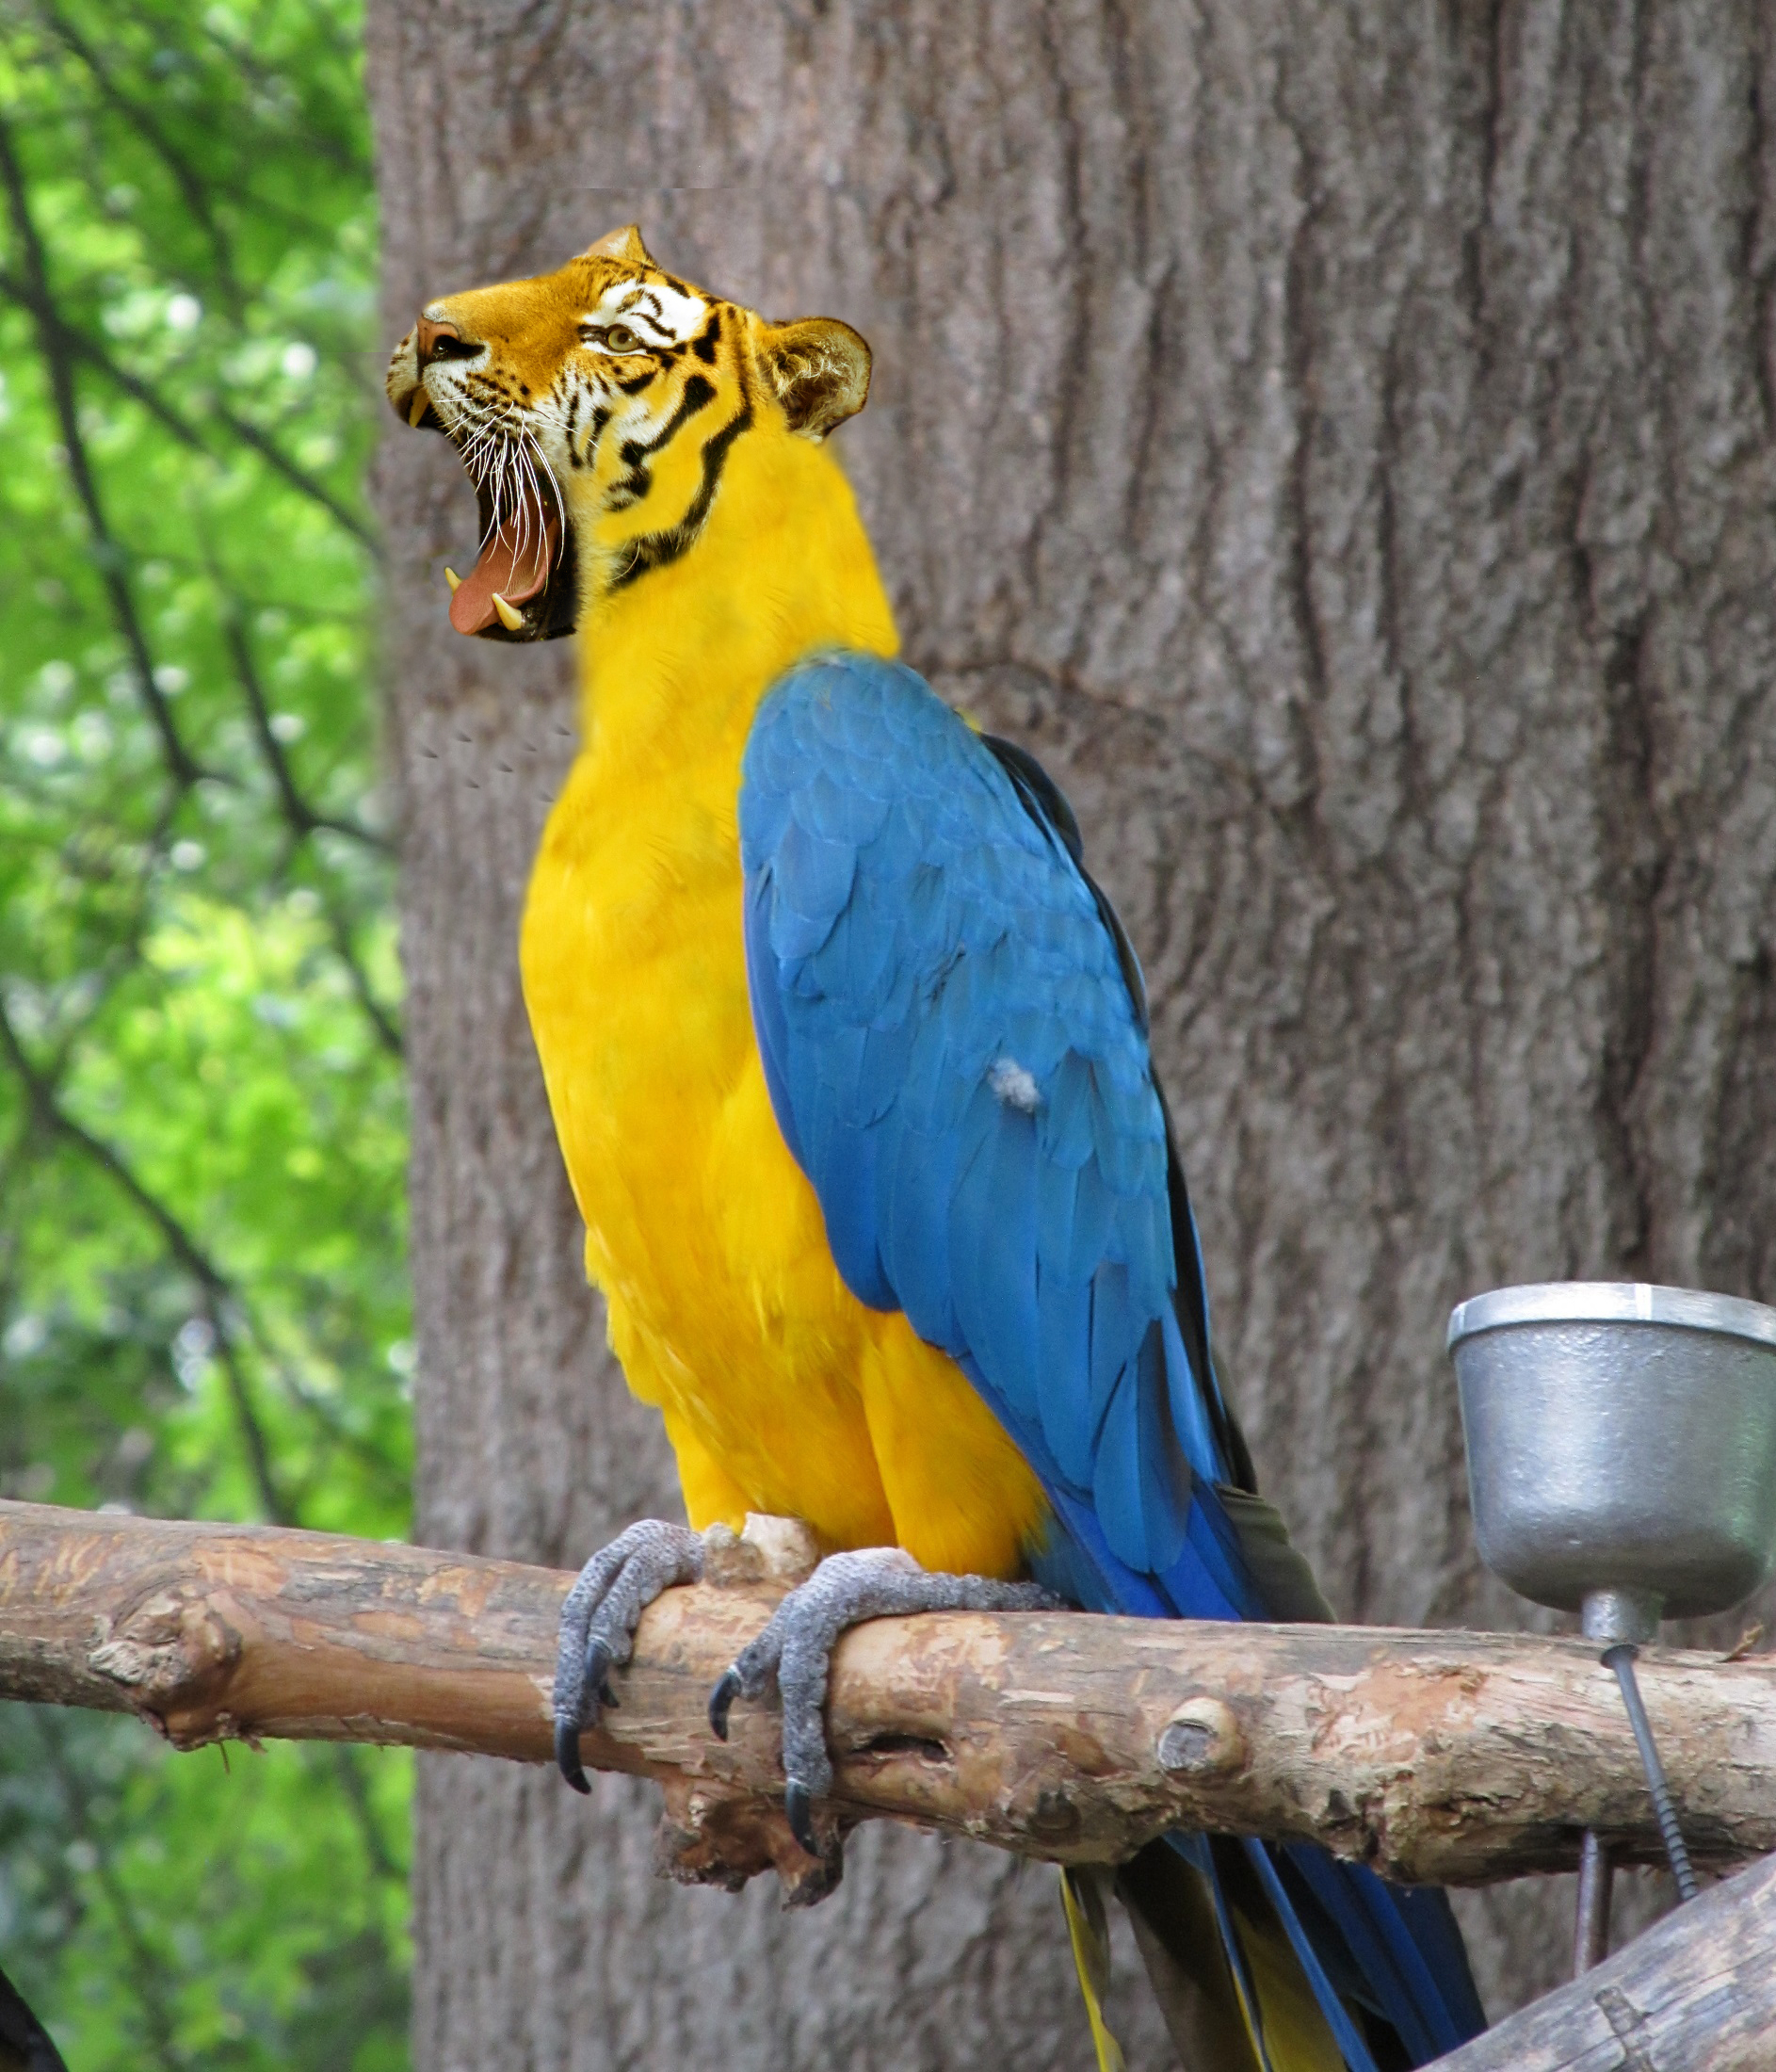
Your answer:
[365,2,1776,2062]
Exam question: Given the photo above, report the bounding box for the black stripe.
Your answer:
[691,309,722,364]
[605,373,717,508]
[607,397,753,591]
[581,403,610,470]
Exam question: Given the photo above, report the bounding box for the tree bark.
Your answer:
[364,1,1776,2055]
[8,1498,1776,1893]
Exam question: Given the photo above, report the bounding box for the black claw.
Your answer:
[555,1713,591,1794]
[708,1667,740,1740]
[784,1780,817,1856]
[583,1635,612,1713]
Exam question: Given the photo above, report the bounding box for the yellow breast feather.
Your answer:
[521,419,1047,1576]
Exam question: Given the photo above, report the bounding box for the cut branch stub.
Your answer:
[1156,1696,1248,1776]
[89,1583,245,1727]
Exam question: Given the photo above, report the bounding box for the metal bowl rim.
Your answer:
[1446,1280,1776,1352]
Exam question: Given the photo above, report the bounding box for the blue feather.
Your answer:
[948,1098,1041,1425]
[1091,1337,1185,1573]
[1160,1305,1225,1486]
[1242,1841,1380,2072]
[878,1125,961,1350]
[796,766,888,846]
[771,817,855,952]
[1033,1266,1093,1471]
[1086,1264,1140,1461]
[1041,1050,1098,1170]
[818,1119,893,1310]
[1046,1158,1119,1288]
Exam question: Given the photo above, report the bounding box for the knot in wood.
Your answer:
[88,1588,239,1708]
[654,1771,845,1908]
[1026,1789,1082,1843]
[1157,1696,1245,1776]
[701,1514,822,1589]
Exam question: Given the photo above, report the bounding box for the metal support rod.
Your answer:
[1602,1643,1702,1903]
[1572,1830,1613,1974]
[1572,1585,1663,1977]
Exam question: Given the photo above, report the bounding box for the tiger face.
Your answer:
[386,225,871,640]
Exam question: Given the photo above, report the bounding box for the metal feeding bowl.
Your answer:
[1447,1279,1776,1970]
[1448,1281,1776,1626]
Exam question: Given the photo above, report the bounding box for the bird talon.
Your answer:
[784,1779,817,1855]
[555,1715,590,1793]
[584,1636,612,1710]
[552,1519,707,1797]
[708,1666,741,1740]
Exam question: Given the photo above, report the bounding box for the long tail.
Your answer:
[1077,1837,1478,2072]
[1061,1868,1129,2072]
[1075,1840,1352,2072]
[1068,1840,1366,2072]
[1114,1844,1292,2071]
[1041,1483,1489,2067]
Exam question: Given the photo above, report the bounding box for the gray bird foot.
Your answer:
[554,1519,706,1792]
[706,1547,1055,1853]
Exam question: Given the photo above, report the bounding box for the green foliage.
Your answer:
[0,0,411,2063]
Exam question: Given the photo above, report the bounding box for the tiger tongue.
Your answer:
[448,495,560,636]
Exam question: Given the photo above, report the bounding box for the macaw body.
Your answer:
[392,226,1485,2070]
[521,425,1480,2072]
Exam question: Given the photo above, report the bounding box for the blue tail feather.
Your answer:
[1282,1850,1487,2060]
[1031,1481,1487,2067]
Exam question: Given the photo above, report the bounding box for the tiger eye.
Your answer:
[604,324,642,353]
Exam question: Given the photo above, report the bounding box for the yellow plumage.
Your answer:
[521,413,1049,1577]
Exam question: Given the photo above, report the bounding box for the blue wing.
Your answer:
[739,651,1485,2066]
[740,650,1238,1600]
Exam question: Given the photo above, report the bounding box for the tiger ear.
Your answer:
[583,224,652,266]
[758,317,872,440]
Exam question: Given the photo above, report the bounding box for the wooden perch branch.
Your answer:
[4,1497,1776,1905]
[1434,1849,1776,2070]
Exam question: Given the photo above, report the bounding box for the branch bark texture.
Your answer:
[6,1499,1776,1900]
[1430,1852,1776,2072]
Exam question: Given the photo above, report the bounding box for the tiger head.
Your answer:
[386,225,871,640]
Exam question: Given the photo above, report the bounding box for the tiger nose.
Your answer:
[416,316,478,366]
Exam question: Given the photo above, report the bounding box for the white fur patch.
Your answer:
[583,276,708,348]
[988,1057,1041,1113]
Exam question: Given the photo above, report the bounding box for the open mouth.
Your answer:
[402,381,579,642]
[446,468,577,642]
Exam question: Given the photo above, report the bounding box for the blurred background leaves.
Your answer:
[0,0,411,2063]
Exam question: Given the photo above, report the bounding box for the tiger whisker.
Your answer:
[441,402,563,575]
